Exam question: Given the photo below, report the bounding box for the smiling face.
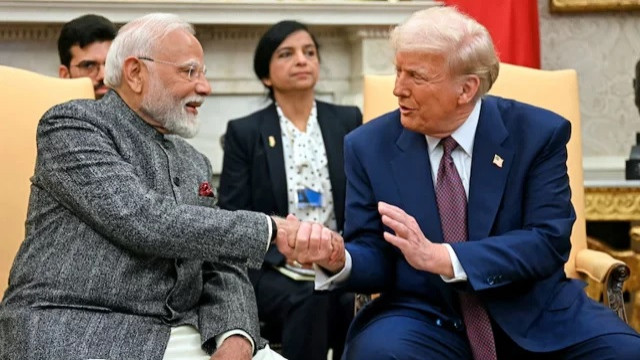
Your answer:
[393,51,477,138]
[262,30,319,98]
[59,40,112,98]
[139,29,211,138]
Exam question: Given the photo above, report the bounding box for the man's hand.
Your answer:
[378,201,453,277]
[275,214,346,274]
[271,214,300,247]
[210,335,252,360]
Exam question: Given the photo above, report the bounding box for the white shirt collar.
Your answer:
[425,99,482,155]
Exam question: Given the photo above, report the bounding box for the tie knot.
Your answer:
[440,136,458,156]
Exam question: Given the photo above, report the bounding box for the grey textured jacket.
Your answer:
[0,91,269,359]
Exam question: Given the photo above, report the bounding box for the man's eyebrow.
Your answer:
[179,59,202,67]
[74,59,101,66]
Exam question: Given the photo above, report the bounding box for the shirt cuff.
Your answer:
[215,329,255,354]
[440,244,468,283]
[265,215,273,251]
[314,250,352,290]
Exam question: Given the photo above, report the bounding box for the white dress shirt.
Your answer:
[162,325,285,360]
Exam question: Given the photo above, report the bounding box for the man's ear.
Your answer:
[122,57,145,93]
[261,77,272,87]
[58,65,71,79]
[458,74,480,105]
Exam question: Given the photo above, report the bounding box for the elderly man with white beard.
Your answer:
[0,13,291,360]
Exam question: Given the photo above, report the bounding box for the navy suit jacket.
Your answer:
[219,100,362,267]
[342,95,635,352]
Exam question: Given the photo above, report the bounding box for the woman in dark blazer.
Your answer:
[218,20,361,360]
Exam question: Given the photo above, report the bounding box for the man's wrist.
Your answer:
[433,243,454,278]
[214,330,255,354]
[221,334,252,351]
[269,216,278,242]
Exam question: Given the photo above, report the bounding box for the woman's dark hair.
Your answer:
[253,20,320,101]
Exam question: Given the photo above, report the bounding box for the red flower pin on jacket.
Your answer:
[198,181,215,198]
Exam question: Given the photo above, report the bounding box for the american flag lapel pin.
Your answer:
[268,136,276,148]
[493,154,504,168]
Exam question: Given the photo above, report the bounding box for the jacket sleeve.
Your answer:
[452,119,575,292]
[199,261,266,355]
[218,117,286,267]
[342,132,397,294]
[34,103,268,269]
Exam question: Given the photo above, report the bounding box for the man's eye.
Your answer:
[183,66,199,79]
[80,62,97,70]
[411,72,427,82]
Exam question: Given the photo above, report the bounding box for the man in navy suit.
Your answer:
[277,6,640,360]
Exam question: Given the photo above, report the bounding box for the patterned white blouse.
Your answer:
[277,102,337,231]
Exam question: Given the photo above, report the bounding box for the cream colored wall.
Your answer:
[1,0,638,179]
[539,0,640,179]
[0,1,437,174]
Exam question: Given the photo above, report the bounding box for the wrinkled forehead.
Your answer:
[394,51,447,69]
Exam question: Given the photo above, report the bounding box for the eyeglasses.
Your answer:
[71,60,105,77]
[138,56,207,82]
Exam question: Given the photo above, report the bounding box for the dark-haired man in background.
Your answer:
[57,14,117,99]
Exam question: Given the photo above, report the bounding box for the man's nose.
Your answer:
[195,77,212,96]
[96,64,106,81]
[393,75,408,97]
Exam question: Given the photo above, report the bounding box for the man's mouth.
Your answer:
[94,83,108,96]
[399,105,415,114]
[185,101,202,115]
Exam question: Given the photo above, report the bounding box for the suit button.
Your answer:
[487,276,495,285]
[435,318,443,327]
[173,177,180,186]
[453,320,463,330]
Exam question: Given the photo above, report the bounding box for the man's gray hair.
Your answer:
[104,13,195,88]
[390,6,500,100]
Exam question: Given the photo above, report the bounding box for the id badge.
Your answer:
[297,187,323,209]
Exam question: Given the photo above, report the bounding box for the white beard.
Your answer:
[141,76,203,139]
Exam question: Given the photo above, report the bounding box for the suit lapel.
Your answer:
[467,97,514,240]
[317,102,346,230]
[391,125,445,243]
[259,104,288,216]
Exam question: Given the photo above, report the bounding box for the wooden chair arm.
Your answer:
[575,248,630,322]
[576,248,626,283]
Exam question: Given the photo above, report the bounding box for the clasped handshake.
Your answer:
[272,214,346,274]
[271,201,447,276]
